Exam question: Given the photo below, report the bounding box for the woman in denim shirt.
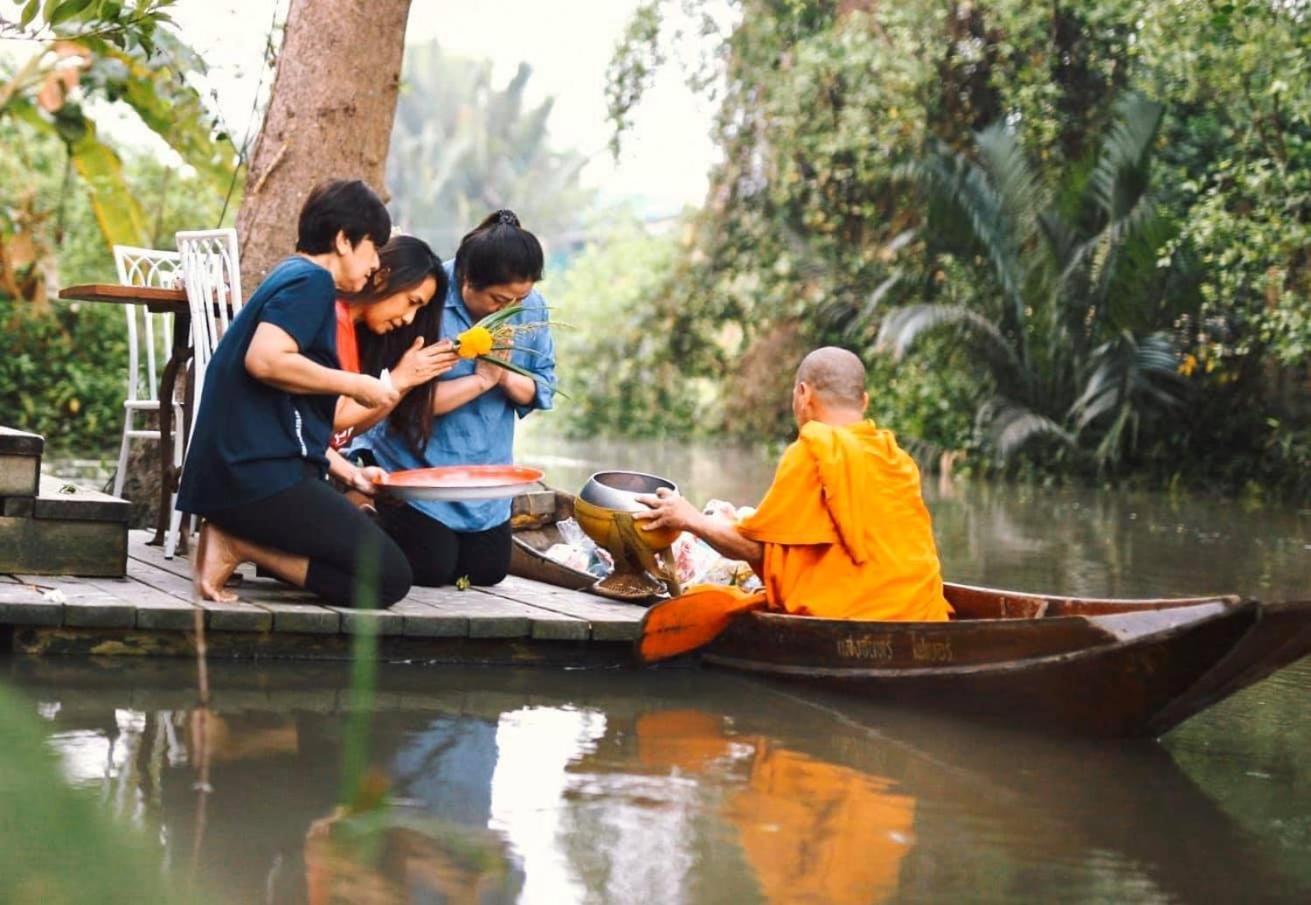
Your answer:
[354,210,555,587]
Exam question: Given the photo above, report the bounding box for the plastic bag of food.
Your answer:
[544,543,591,573]
[552,518,614,577]
[556,517,589,547]
[671,532,722,585]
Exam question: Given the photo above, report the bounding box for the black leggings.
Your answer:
[379,503,512,588]
[205,477,412,607]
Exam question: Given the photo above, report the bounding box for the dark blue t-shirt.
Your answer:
[177,256,341,516]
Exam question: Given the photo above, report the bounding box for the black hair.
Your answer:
[453,209,544,291]
[295,179,391,255]
[355,235,447,455]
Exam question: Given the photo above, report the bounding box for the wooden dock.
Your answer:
[0,530,645,664]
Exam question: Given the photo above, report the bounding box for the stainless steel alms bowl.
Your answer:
[578,470,678,513]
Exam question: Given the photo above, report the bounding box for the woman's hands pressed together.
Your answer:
[474,354,507,391]
[392,338,458,391]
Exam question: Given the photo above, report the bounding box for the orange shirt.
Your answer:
[331,301,359,450]
[735,419,951,621]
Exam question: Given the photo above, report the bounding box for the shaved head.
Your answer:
[796,346,867,407]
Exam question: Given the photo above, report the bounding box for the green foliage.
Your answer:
[6,0,179,53]
[0,296,127,453]
[550,217,710,438]
[0,120,225,454]
[883,93,1193,471]
[0,1,230,455]
[602,0,1311,498]
[605,1,664,157]
[387,40,593,255]
[1,1,234,270]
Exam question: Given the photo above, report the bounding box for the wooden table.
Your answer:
[59,284,192,549]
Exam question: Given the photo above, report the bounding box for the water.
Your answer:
[6,435,1311,903]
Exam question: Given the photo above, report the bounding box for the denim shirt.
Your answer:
[354,263,555,532]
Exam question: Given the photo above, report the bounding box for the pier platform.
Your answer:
[0,531,644,664]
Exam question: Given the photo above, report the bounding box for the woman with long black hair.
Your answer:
[350,210,556,588]
[326,235,457,494]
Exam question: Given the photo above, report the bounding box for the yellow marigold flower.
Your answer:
[456,325,494,359]
[1178,353,1198,377]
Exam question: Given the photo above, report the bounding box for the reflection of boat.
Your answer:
[508,491,1311,738]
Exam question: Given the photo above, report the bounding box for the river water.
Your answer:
[5,435,1311,903]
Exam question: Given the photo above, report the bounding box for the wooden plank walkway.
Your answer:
[0,530,646,664]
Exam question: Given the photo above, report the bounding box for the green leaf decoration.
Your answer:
[476,355,567,398]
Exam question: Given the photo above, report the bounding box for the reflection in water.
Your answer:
[18,660,1308,903]
[626,709,915,905]
[303,800,518,904]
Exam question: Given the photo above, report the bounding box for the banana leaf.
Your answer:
[10,97,146,247]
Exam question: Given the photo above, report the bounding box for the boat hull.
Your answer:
[509,490,1311,737]
[701,600,1304,737]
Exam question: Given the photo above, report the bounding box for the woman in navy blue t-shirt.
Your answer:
[178,180,416,607]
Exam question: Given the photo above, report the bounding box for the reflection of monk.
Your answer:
[637,346,952,621]
[635,710,915,905]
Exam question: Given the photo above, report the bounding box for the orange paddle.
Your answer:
[636,586,767,663]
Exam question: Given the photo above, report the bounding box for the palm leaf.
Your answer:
[1068,331,1183,465]
[15,99,148,246]
[912,128,1043,336]
[978,397,1074,460]
[876,303,1024,388]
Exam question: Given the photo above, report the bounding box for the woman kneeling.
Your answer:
[177,180,414,607]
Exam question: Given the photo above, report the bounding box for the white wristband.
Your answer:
[379,368,395,392]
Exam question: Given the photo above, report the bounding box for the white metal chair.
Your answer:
[110,245,184,505]
[170,228,244,558]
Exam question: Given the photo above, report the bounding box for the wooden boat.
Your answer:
[509,489,597,591]
[508,490,1311,737]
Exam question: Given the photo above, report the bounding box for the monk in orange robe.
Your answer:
[635,346,951,623]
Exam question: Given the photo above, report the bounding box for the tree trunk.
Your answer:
[235,0,412,291]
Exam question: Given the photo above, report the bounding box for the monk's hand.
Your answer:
[633,487,701,533]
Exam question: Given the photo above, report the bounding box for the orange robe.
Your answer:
[733,419,951,621]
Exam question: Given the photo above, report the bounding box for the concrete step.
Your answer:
[0,427,42,498]
[0,475,129,577]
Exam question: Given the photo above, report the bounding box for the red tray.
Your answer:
[373,465,544,501]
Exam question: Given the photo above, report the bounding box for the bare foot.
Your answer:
[194,521,243,603]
